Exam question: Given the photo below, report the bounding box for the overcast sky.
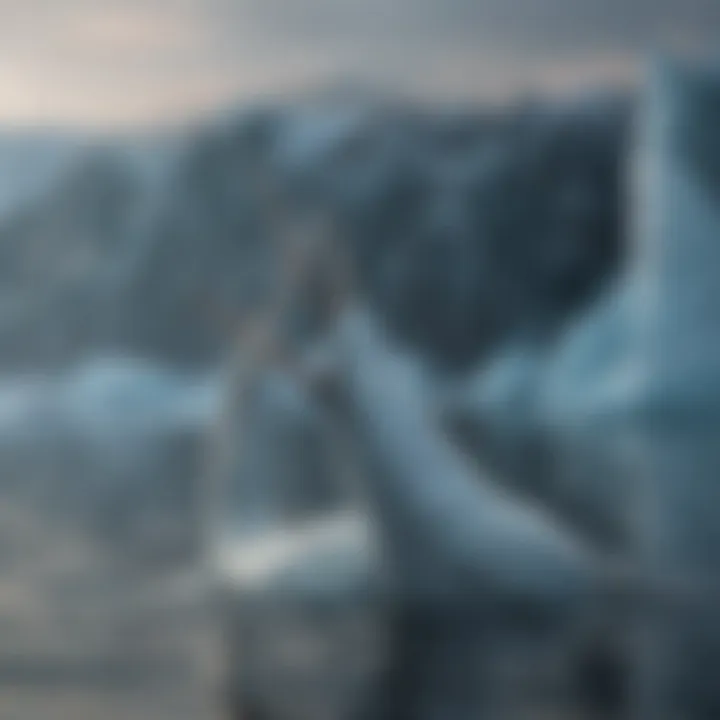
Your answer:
[0,0,717,128]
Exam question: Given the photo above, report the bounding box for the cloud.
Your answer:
[0,0,716,127]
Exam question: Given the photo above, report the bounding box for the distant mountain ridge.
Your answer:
[0,88,629,373]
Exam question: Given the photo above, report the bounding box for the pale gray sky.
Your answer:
[0,0,717,128]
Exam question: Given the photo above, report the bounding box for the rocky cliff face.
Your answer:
[0,90,629,374]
